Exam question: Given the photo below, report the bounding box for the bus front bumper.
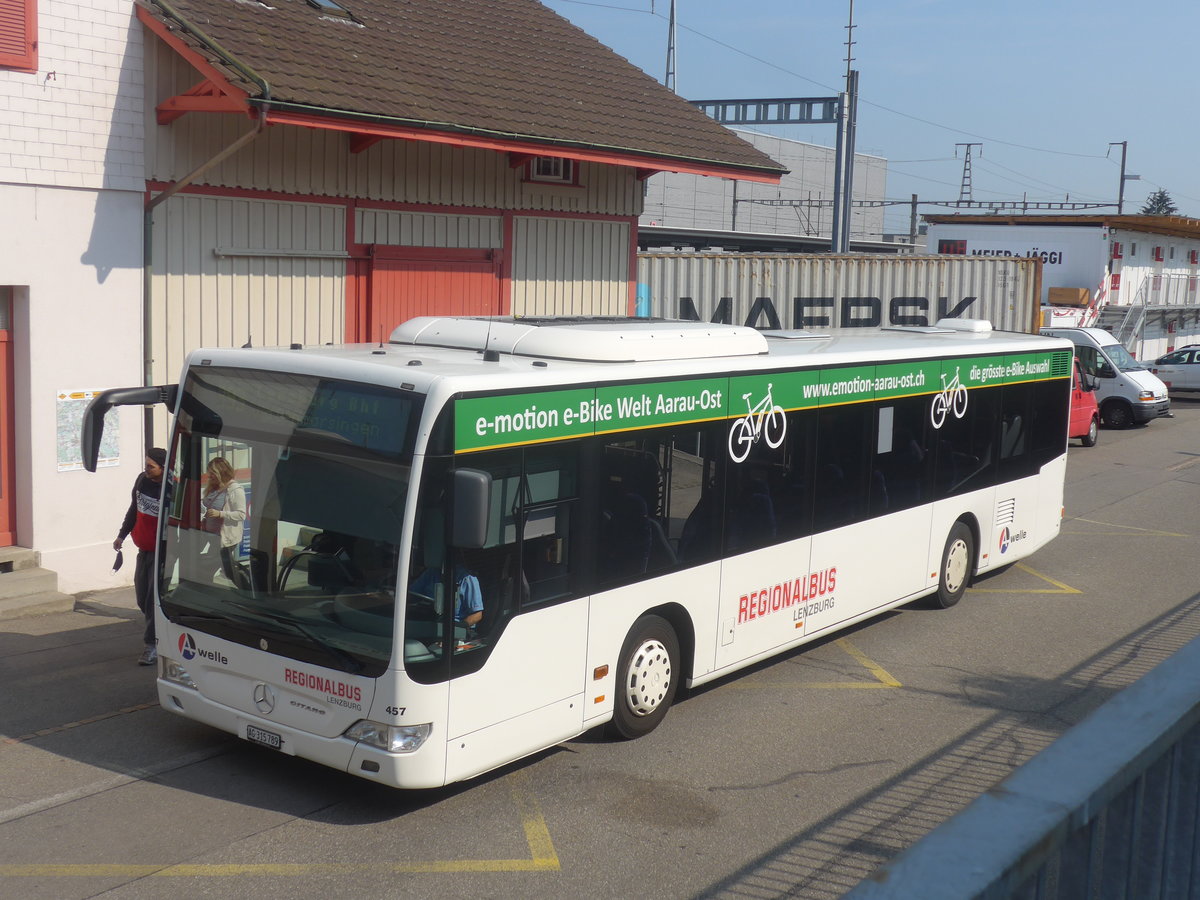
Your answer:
[156,680,448,789]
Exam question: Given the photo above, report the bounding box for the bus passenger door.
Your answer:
[808,399,934,632]
[439,445,587,784]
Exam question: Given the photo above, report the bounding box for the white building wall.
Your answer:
[1,185,144,593]
[0,0,145,591]
[925,222,1200,308]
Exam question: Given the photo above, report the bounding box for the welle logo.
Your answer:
[177,632,228,665]
[997,526,1027,554]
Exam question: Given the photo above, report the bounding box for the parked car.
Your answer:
[1069,358,1100,447]
[1148,349,1200,392]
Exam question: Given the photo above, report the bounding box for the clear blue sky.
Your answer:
[542,0,1199,233]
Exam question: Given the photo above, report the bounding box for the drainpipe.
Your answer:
[139,0,272,447]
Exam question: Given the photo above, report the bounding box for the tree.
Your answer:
[1140,189,1179,216]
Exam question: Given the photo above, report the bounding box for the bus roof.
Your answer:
[184,317,1071,396]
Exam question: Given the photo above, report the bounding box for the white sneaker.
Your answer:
[138,646,158,666]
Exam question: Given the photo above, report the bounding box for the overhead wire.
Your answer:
[548,0,1188,212]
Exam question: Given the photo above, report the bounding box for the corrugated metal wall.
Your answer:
[511,217,630,316]
[356,209,503,248]
[150,194,347,388]
[637,253,1041,332]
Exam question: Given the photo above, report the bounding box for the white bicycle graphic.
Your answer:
[727,383,786,463]
[930,367,968,429]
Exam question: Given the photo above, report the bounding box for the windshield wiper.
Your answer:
[219,598,365,675]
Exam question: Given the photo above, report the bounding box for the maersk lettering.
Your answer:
[678,296,978,329]
[737,567,837,624]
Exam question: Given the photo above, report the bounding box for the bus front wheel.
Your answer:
[934,522,974,609]
[608,615,680,740]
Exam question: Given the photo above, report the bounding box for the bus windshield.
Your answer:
[161,366,423,677]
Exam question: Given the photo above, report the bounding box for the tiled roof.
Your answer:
[139,0,785,179]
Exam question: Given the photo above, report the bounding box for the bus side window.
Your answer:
[519,443,579,606]
[1030,377,1070,469]
[934,386,999,498]
[597,424,722,585]
[874,399,930,513]
[999,382,1033,481]
[813,404,871,532]
[724,409,814,553]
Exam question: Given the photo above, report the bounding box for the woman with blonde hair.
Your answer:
[201,457,248,585]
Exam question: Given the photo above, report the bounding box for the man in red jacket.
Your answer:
[114,448,167,666]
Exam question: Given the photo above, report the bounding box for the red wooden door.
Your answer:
[0,290,14,546]
[366,247,501,343]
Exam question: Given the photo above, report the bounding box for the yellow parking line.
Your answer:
[0,771,559,876]
[836,638,902,687]
[970,562,1081,594]
[1067,518,1188,537]
[730,637,902,690]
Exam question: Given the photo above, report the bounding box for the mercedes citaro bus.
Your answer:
[83,316,1074,789]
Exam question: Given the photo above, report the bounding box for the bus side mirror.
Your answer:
[1085,374,1099,392]
[1096,362,1116,379]
[81,385,179,472]
[451,468,491,549]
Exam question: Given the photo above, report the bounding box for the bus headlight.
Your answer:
[1138,391,1157,402]
[162,659,196,689]
[345,720,432,753]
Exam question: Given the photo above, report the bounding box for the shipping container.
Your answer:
[637,253,1042,333]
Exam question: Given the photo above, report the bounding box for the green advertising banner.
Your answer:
[455,378,730,453]
[453,349,1072,453]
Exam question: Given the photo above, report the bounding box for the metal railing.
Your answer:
[842,634,1200,899]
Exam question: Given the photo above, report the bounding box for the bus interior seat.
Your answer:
[1001,414,1026,459]
[306,532,359,592]
[646,517,677,569]
[470,545,525,638]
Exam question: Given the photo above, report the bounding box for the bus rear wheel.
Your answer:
[608,615,679,740]
[934,521,974,609]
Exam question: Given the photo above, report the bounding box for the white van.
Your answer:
[1040,327,1170,428]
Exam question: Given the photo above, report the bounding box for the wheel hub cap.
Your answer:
[625,639,672,717]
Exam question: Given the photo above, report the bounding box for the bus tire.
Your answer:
[608,615,680,740]
[934,521,974,609]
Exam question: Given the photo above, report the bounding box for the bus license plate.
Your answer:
[245,724,282,750]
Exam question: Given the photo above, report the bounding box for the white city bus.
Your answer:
[84,316,1074,789]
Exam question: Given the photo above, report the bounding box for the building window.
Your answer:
[527,157,577,185]
[0,0,37,72]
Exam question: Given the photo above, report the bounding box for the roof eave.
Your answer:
[261,104,784,184]
[923,213,1200,241]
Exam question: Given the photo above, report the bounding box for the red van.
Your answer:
[1069,358,1100,447]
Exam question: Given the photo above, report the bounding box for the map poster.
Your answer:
[57,390,119,472]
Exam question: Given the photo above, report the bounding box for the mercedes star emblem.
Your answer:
[253,682,276,715]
